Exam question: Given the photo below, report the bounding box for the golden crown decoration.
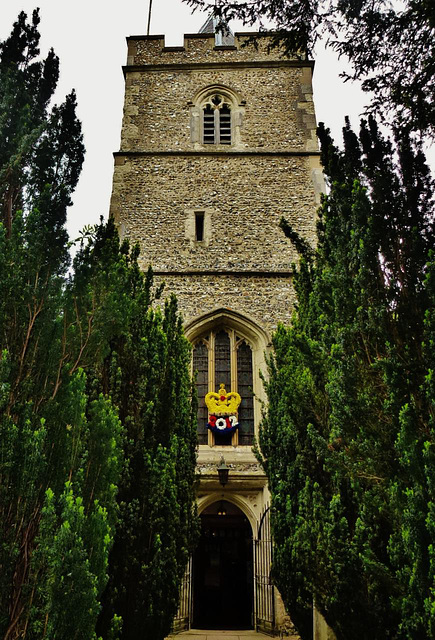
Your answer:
[205,383,241,415]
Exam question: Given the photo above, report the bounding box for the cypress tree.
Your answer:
[86,223,199,640]
[259,118,435,639]
[0,11,125,639]
[0,12,198,640]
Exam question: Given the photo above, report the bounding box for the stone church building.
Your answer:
[109,17,332,639]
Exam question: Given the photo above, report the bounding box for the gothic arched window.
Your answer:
[189,85,245,148]
[202,94,232,145]
[193,328,254,446]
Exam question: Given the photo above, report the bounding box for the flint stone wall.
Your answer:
[112,32,323,333]
[128,32,303,66]
[153,273,297,334]
[121,65,317,153]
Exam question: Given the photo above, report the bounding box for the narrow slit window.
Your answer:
[237,341,254,446]
[193,340,209,445]
[195,212,204,241]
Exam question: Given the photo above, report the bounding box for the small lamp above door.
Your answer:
[217,455,229,486]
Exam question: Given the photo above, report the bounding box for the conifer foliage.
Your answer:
[78,225,199,640]
[259,118,435,639]
[0,11,198,640]
[186,0,435,138]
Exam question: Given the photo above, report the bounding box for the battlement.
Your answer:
[126,32,308,67]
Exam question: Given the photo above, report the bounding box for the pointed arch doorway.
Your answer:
[193,500,254,630]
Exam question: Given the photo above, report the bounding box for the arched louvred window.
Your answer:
[193,340,209,445]
[202,95,232,145]
[192,328,254,447]
[237,340,254,445]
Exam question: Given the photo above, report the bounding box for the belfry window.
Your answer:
[219,104,231,143]
[192,328,254,446]
[202,95,232,145]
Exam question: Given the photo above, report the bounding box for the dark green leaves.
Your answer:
[260,119,435,638]
[184,0,435,138]
[0,13,197,640]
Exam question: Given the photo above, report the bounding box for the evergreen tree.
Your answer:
[185,0,435,138]
[0,12,198,640]
[259,118,435,639]
[86,224,199,640]
[0,11,124,639]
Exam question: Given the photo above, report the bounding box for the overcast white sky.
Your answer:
[1,1,432,241]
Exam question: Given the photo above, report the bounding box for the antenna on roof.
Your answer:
[147,0,153,36]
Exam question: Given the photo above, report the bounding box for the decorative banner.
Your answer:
[207,413,239,434]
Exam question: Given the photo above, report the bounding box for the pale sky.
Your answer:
[1,1,432,242]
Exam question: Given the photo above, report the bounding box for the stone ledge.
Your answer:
[151,270,294,277]
[114,150,321,157]
[123,61,314,74]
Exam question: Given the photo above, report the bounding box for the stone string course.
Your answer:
[197,462,263,474]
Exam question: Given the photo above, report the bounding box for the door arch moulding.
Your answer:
[184,307,271,350]
[197,492,257,533]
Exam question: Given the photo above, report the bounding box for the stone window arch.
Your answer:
[189,85,245,148]
[185,309,269,447]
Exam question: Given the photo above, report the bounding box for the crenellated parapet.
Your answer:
[126,31,307,67]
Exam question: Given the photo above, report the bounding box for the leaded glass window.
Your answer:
[214,331,231,391]
[193,340,209,445]
[192,328,254,446]
[237,340,254,445]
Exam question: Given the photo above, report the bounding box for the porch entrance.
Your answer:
[193,501,253,629]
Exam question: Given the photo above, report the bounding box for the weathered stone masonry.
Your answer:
[111,30,328,636]
[111,31,323,334]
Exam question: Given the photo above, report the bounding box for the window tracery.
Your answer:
[202,95,232,145]
[192,327,254,446]
[189,85,245,148]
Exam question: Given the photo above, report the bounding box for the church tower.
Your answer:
[110,21,324,636]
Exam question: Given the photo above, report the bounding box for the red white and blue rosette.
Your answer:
[207,414,239,434]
